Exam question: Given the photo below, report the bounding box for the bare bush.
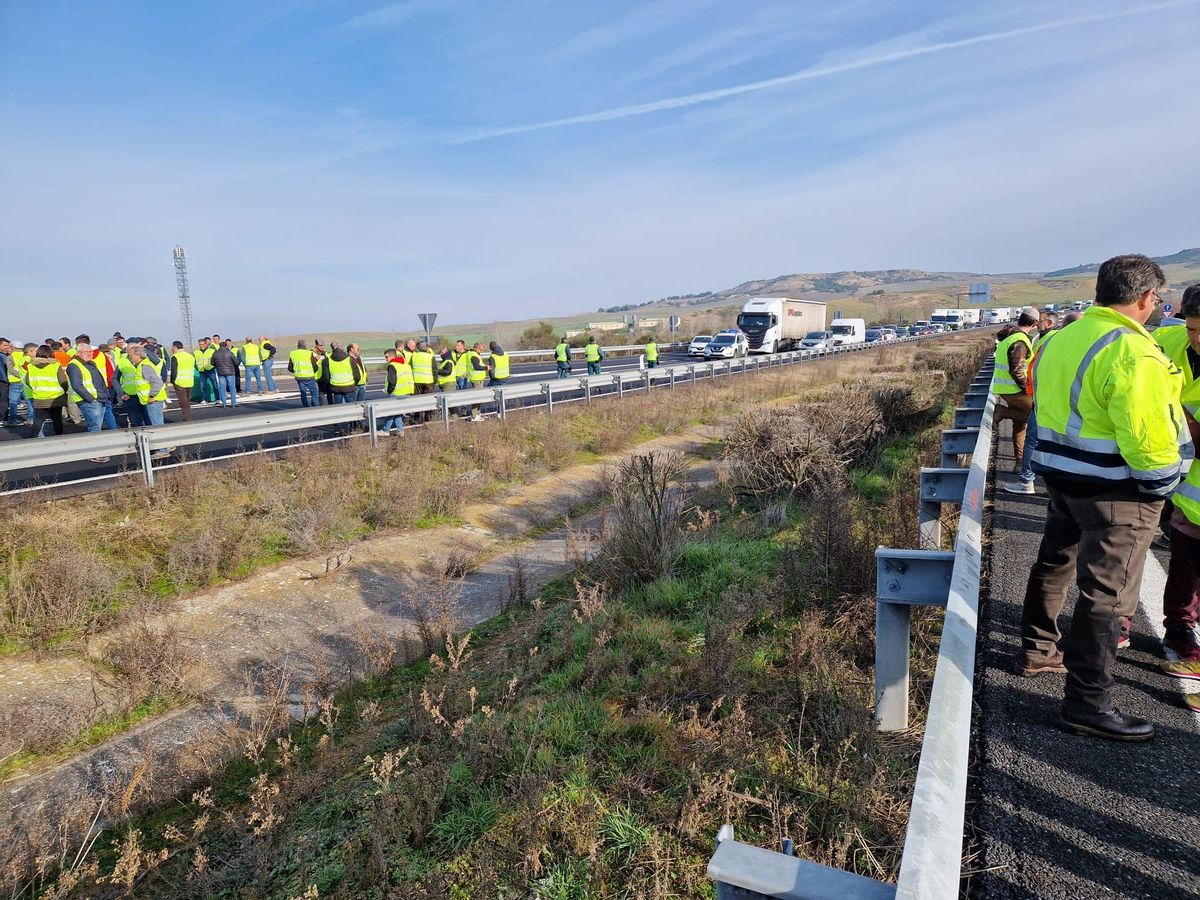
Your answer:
[96,617,196,706]
[600,452,687,585]
[410,573,466,656]
[2,538,121,649]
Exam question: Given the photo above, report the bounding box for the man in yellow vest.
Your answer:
[1155,285,1200,669]
[169,341,196,422]
[991,306,1039,469]
[466,342,488,421]
[116,340,149,426]
[379,349,414,435]
[585,336,603,375]
[24,345,68,438]
[0,337,16,427]
[127,343,169,428]
[287,339,320,408]
[240,337,264,395]
[644,337,659,369]
[488,341,509,386]
[555,336,571,379]
[410,340,437,422]
[1020,255,1189,740]
[452,339,470,389]
[436,348,457,392]
[324,342,357,404]
[195,336,218,404]
[348,343,369,402]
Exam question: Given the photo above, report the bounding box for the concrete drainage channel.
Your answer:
[706,358,995,899]
[0,335,957,499]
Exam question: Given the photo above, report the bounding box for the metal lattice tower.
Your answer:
[172,245,194,350]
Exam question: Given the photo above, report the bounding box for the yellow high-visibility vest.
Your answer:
[491,351,510,380]
[67,358,104,403]
[327,356,355,388]
[172,351,196,388]
[289,349,315,379]
[1031,305,1188,497]
[410,350,435,384]
[467,351,487,383]
[6,350,24,384]
[585,343,601,363]
[242,342,262,366]
[136,361,167,404]
[389,360,415,396]
[991,331,1033,395]
[1155,324,1200,525]
[117,355,140,397]
[452,350,468,378]
[645,341,658,362]
[555,342,569,363]
[26,361,65,401]
[195,346,216,371]
[436,357,456,386]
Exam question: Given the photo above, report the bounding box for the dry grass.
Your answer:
[6,335,993,899]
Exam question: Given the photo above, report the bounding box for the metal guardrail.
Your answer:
[0,332,965,493]
[707,358,997,899]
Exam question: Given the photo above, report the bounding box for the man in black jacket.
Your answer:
[211,340,239,408]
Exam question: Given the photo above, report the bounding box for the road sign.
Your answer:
[669,315,680,336]
[968,282,991,304]
[418,313,437,343]
[1162,303,1174,315]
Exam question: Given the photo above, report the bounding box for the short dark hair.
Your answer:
[1017,311,1038,326]
[1181,283,1200,318]
[1094,254,1165,307]
[75,334,89,343]
[172,341,183,350]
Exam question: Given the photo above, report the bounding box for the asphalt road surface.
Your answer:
[969,431,1200,899]
[0,351,697,494]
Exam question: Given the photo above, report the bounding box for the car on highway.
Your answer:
[865,328,885,343]
[880,327,898,340]
[704,330,749,359]
[799,330,833,350]
[688,335,713,357]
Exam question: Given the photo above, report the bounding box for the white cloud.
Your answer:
[339,0,444,30]
[458,0,1197,142]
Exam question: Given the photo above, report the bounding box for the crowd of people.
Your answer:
[991,254,1200,739]
[0,330,633,451]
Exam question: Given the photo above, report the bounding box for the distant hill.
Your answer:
[1044,248,1200,278]
[600,268,964,313]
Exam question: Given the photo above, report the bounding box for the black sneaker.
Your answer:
[1061,707,1154,741]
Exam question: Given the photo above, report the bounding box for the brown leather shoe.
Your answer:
[1017,654,1068,677]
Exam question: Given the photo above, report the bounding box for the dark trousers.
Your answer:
[415,382,436,421]
[1164,525,1200,632]
[30,405,64,437]
[1021,486,1162,716]
[0,380,8,421]
[173,385,192,421]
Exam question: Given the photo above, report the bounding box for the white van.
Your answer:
[829,318,867,346]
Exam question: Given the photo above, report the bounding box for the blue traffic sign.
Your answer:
[1162,303,1174,315]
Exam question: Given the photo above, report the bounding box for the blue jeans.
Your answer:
[199,369,218,402]
[378,416,405,434]
[7,382,24,421]
[244,364,264,393]
[262,358,277,391]
[123,395,147,427]
[1018,407,1037,483]
[103,400,117,430]
[354,385,367,402]
[143,401,165,426]
[557,363,571,379]
[332,393,349,404]
[217,375,238,407]
[297,379,318,407]
[587,362,601,375]
[456,376,469,390]
[80,400,105,432]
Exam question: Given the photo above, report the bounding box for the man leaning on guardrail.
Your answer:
[1019,254,1189,741]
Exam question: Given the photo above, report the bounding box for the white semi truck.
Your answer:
[737,297,827,354]
[931,308,956,330]
[983,307,1013,325]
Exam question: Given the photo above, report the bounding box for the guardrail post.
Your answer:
[494,388,507,420]
[876,600,912,731]
[583,378,592,405]
[691,364,697,387]
[542,383,553,414]
[366,402,379,447]
[439,395,451,432]
[642,370,651,393]
[669,368,676,390]
[617,375,624,400]
[135,430,155,488]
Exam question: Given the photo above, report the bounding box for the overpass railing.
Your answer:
[0,333,963,494]
[707,357,996,899]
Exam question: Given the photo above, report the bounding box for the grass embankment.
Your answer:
[0,340,979,656]
[13,341,988,899]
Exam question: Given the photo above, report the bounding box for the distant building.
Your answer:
[587,321,626,332]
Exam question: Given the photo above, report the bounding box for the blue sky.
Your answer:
[1,0,1197,338]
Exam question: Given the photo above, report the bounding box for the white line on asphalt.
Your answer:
[1140,548,1200,722]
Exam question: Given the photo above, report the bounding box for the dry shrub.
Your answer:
[600,452,687,586]
[1,536,120,649]
[97,617,195,706]
[410,573,466,655]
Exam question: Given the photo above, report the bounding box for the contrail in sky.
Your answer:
[453,0,1195,143]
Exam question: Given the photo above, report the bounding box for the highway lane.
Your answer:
[0,351,698,493]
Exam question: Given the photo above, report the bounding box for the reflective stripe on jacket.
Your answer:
[1031,305,1190,497]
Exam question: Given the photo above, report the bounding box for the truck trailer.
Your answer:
[736,297,827,354]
